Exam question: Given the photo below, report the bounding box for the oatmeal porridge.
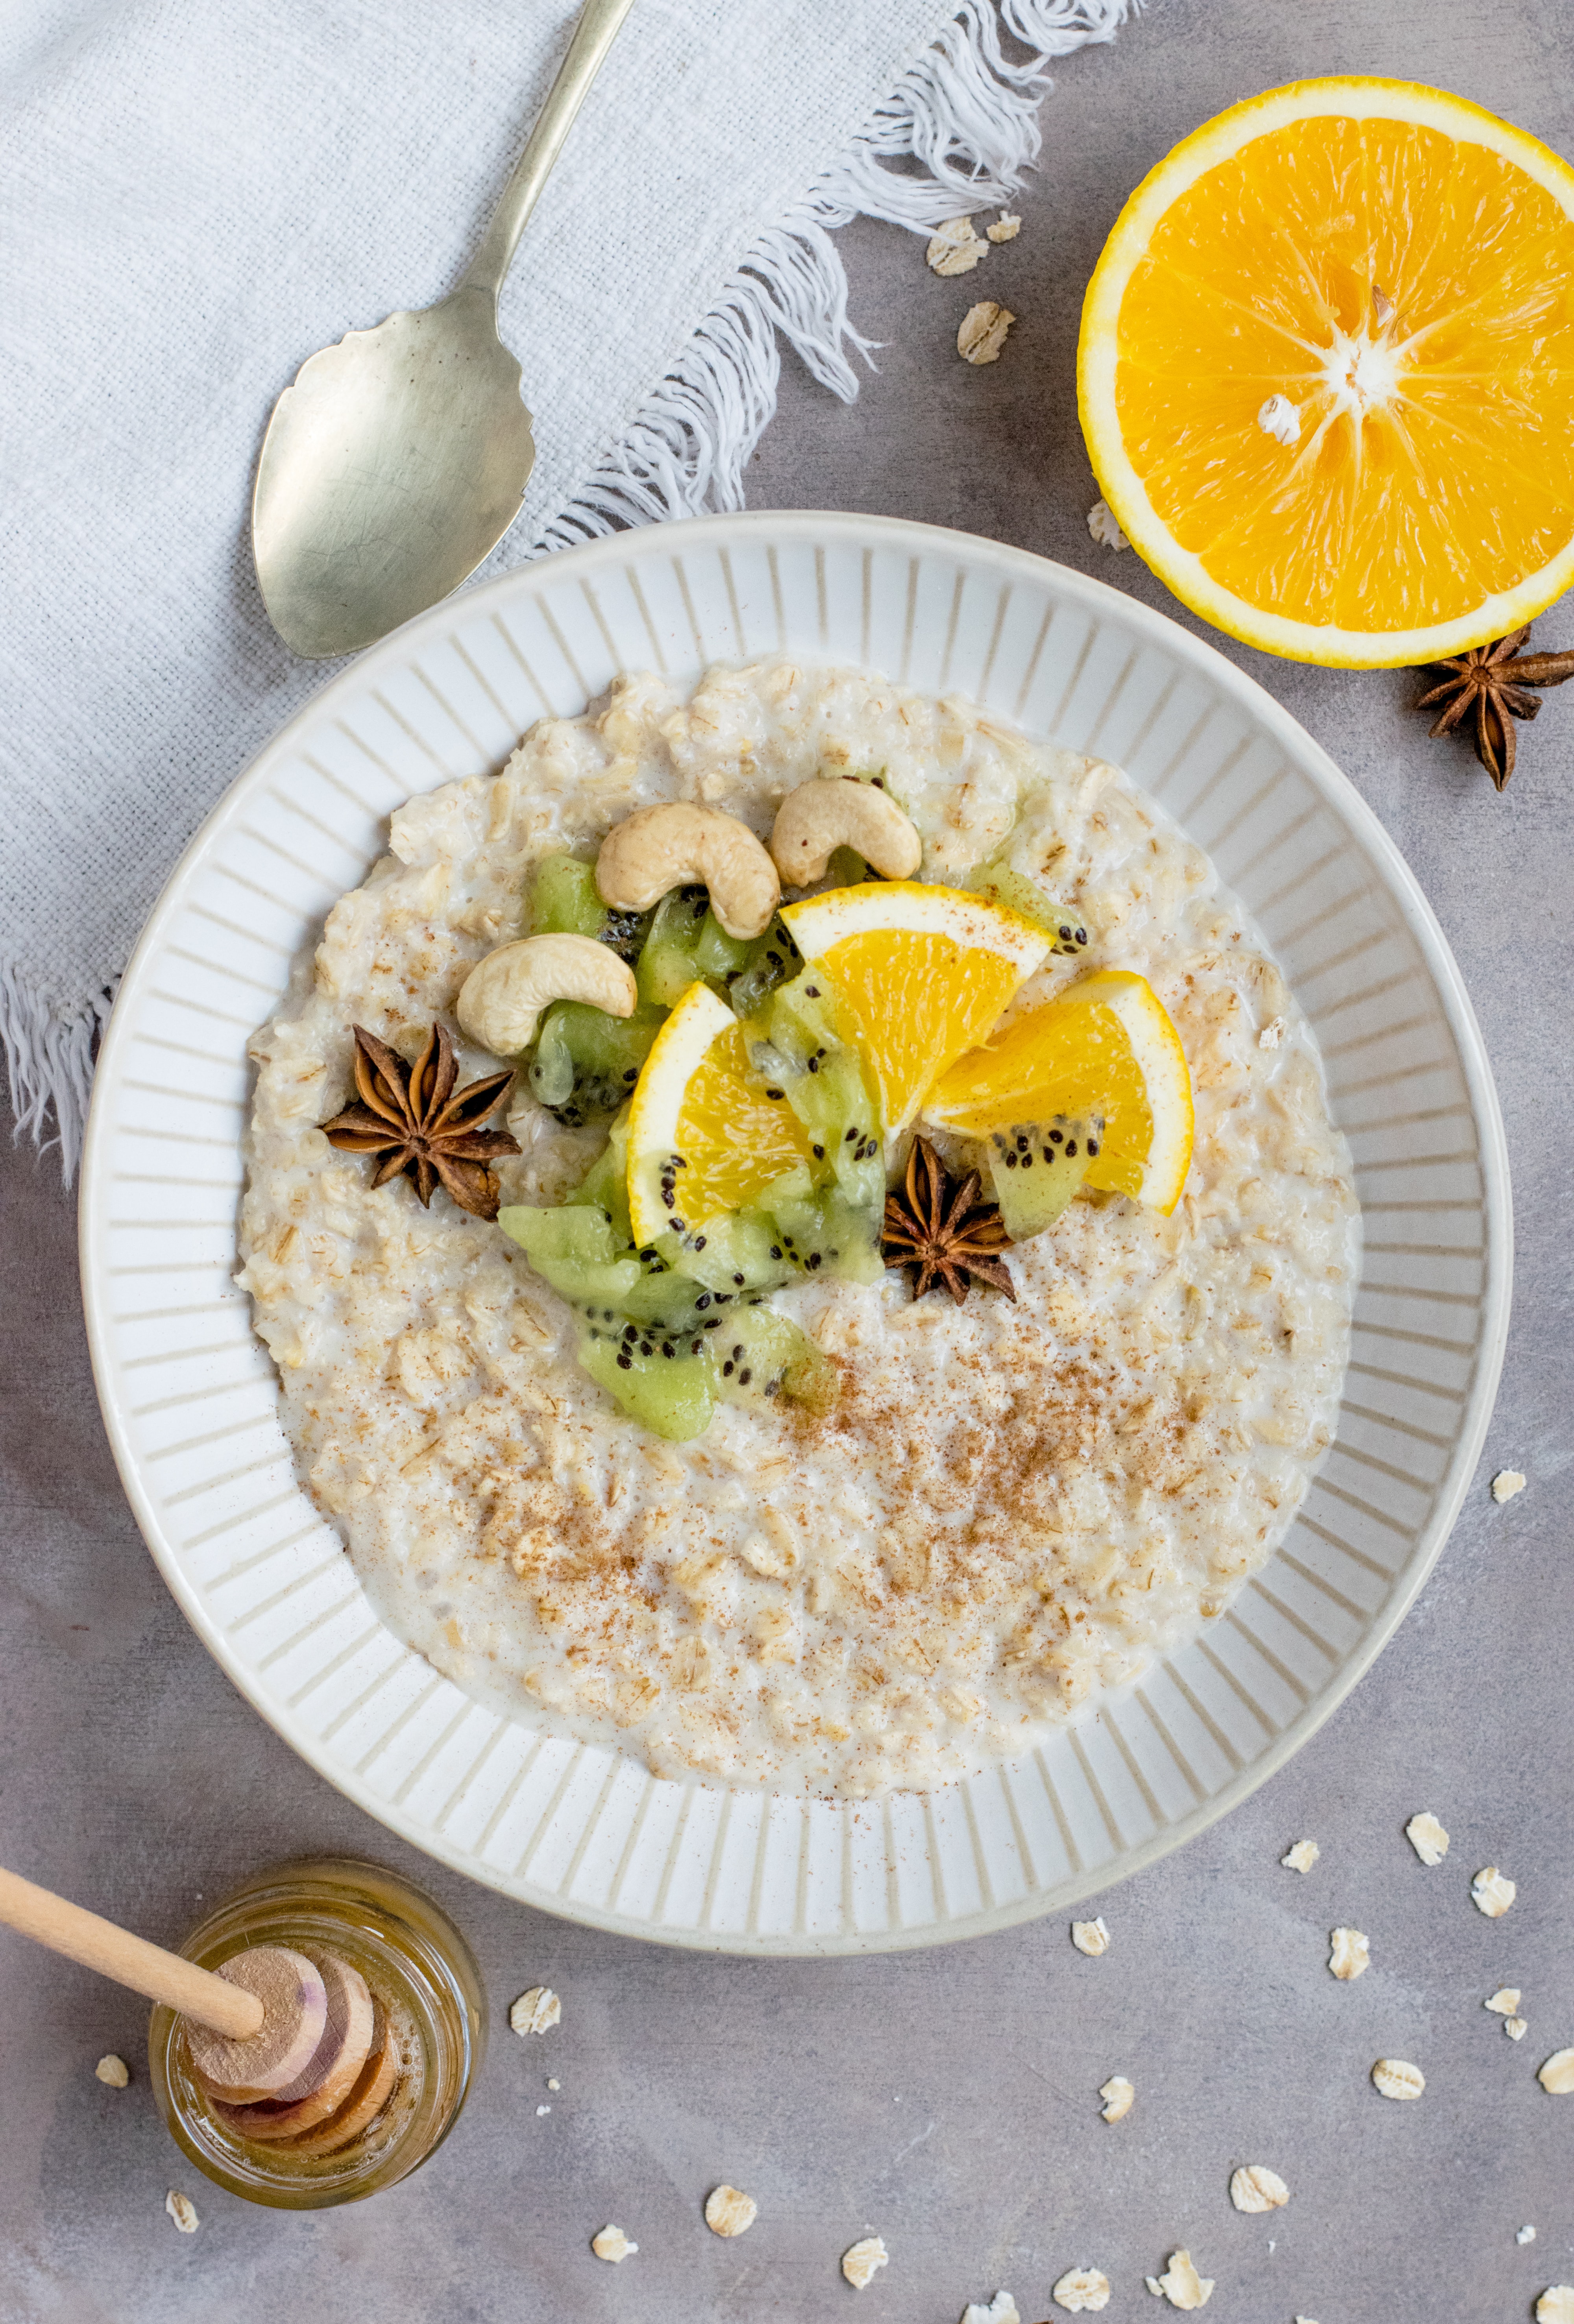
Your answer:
[238,660,1357,1797]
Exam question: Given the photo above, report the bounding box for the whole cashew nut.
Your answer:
[769,778,922,886]
[595,803,779,940]
[455,933,636,1057]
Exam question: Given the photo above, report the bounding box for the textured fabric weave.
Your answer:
[0,0,1130,1168]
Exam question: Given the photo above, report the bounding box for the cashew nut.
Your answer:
[455,933,636,1057]
[769,778,922,886]
[595,803,779,940]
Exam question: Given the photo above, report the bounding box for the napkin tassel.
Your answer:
[540,0,1133,554]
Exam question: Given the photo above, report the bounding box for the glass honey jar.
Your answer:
[147,1856,486,2208]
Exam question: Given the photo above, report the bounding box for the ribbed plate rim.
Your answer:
[78,510,1513,1953]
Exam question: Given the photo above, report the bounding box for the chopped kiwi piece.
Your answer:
[693,907,754,981]
[563,1108,634,1239]
[756,1168,884,1287]
[712,1306,837,1415]
[527,999,665,1124]
[635,887,711,1008]
[670,1208,793,1296]
[961,856,1089,957]
[580,1331,716,1441]
[727,914,802,1018]
[530,851,650,961]
[986,1115,1101,1239]
[751,969,884,1214]
[497,1203,643,1305]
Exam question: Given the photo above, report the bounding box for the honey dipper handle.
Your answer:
[0,1865,264,2039]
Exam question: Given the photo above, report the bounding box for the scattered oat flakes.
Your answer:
[1229,2164,1289,2213]
[1486,1987,1522,2015]
[1371,2057,1425,2101]
[165,2189,199,2235]
[705,2185,758,2238]
[1507,2016,1529,2040]
[1294,2316,1323,2324]
[1052,2267,1110,2313]
[1491,1469,1526,1503]
[94,2054,130,2088]
[1536,2291,1574,2324]
[1405,1811,1450,1866]
[1087,497,1129,551]
[510,1985,560,2035]
[962,2293,1020,2324]
[1099,2075,1134,2123]
[591,2224,637,2263]
[927,216,988,275]
[958,300,1015,364]
[547,2077,561,2091]
[1472,1867,1516,1918]
[1150,2250,1213,2309]
[1281,1839,1319,1873]
[536,2104,551,2116]
[1258,1014,1286,1049]
[1538,2049,1574,2094]
[1072,1916,1110,1957]
[1521,2226,1539,2245]
[842,2236,889,2289]
[987,212,1021,242]
[1329,1926,1370,1980]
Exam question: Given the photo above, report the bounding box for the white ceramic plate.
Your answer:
[80,512,1511,1955]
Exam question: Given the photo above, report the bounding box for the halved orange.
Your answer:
[924,970,1194,1213]
[1079,79,1574,665]
[779,882,1049,1135]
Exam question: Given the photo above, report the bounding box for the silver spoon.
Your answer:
[253,0,636,661]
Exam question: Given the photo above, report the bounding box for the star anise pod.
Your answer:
[319,1022,519,1220]
[1416,624,1574,791]
[882,1135,1016,1305]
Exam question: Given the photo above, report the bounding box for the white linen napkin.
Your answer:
[0,0,1129,1171]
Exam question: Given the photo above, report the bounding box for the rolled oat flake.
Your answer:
[1150,2249,1213,2310]
[704,2184,757,2238]
[957,301,1015,364]
[1051,2268,1110,2313]
[1405,1810,1449,1865]
[1472,1866,1516,1918]
[961,2294,1020,2324]
[1537,2048,1574,2095]
[842,2237,889,2290]
[1229,2164,1289,2213]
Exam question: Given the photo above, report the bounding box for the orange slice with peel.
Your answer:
[924,969,1194,1213]
[1079,78,1574,666]
[779,881,1049,1136]
[626,982,814,1246]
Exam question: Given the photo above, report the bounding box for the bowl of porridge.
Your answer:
[80,512,1510,1953]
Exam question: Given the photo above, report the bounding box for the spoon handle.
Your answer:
[463,0,638,300]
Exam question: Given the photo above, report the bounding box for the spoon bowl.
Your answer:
[252,0,633,660]
[253,286,536,660]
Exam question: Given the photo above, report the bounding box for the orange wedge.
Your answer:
[1079,78,1574,665]
[779,882,1049,1134]
[924,970,1194,1213]
[626,983,815,1245]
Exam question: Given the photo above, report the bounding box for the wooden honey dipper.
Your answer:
[0,1864,398,2149]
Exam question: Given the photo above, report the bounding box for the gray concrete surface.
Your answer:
[4,2,1572,2318]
